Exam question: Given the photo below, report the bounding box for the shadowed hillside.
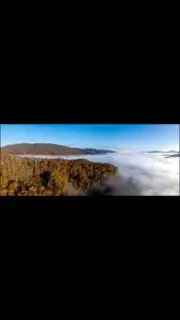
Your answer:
[0,153,117,196]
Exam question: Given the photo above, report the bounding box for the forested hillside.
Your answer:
[0,153,117,196]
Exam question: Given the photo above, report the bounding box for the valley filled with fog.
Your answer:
[19,149,179,196]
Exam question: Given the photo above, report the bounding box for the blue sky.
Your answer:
[1,124,179,151]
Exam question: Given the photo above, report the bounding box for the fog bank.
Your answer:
[59,151,179,196]
[19,151,179,195]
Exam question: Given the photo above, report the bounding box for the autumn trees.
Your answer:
[0,153,117,196]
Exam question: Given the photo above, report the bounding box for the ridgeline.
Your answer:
[1,143,115,156]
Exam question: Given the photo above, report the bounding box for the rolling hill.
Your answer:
[1,143,115,156]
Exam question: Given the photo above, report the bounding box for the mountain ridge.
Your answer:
[146,150,178,154]
[1,143,116,156]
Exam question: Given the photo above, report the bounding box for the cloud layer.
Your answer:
[19,151,179,195]
[59,151,179,196]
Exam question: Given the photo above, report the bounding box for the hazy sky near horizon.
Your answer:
[1,124,179,151]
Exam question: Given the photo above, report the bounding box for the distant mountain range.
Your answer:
[1,143,116,156]
[146,150,178,154]
[146,150,163,153]
[165,153,180,158]
[166,150,179,153]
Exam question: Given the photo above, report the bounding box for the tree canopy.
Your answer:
[0,153,117,196]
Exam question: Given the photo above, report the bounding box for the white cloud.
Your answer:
[57,151,179,196]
